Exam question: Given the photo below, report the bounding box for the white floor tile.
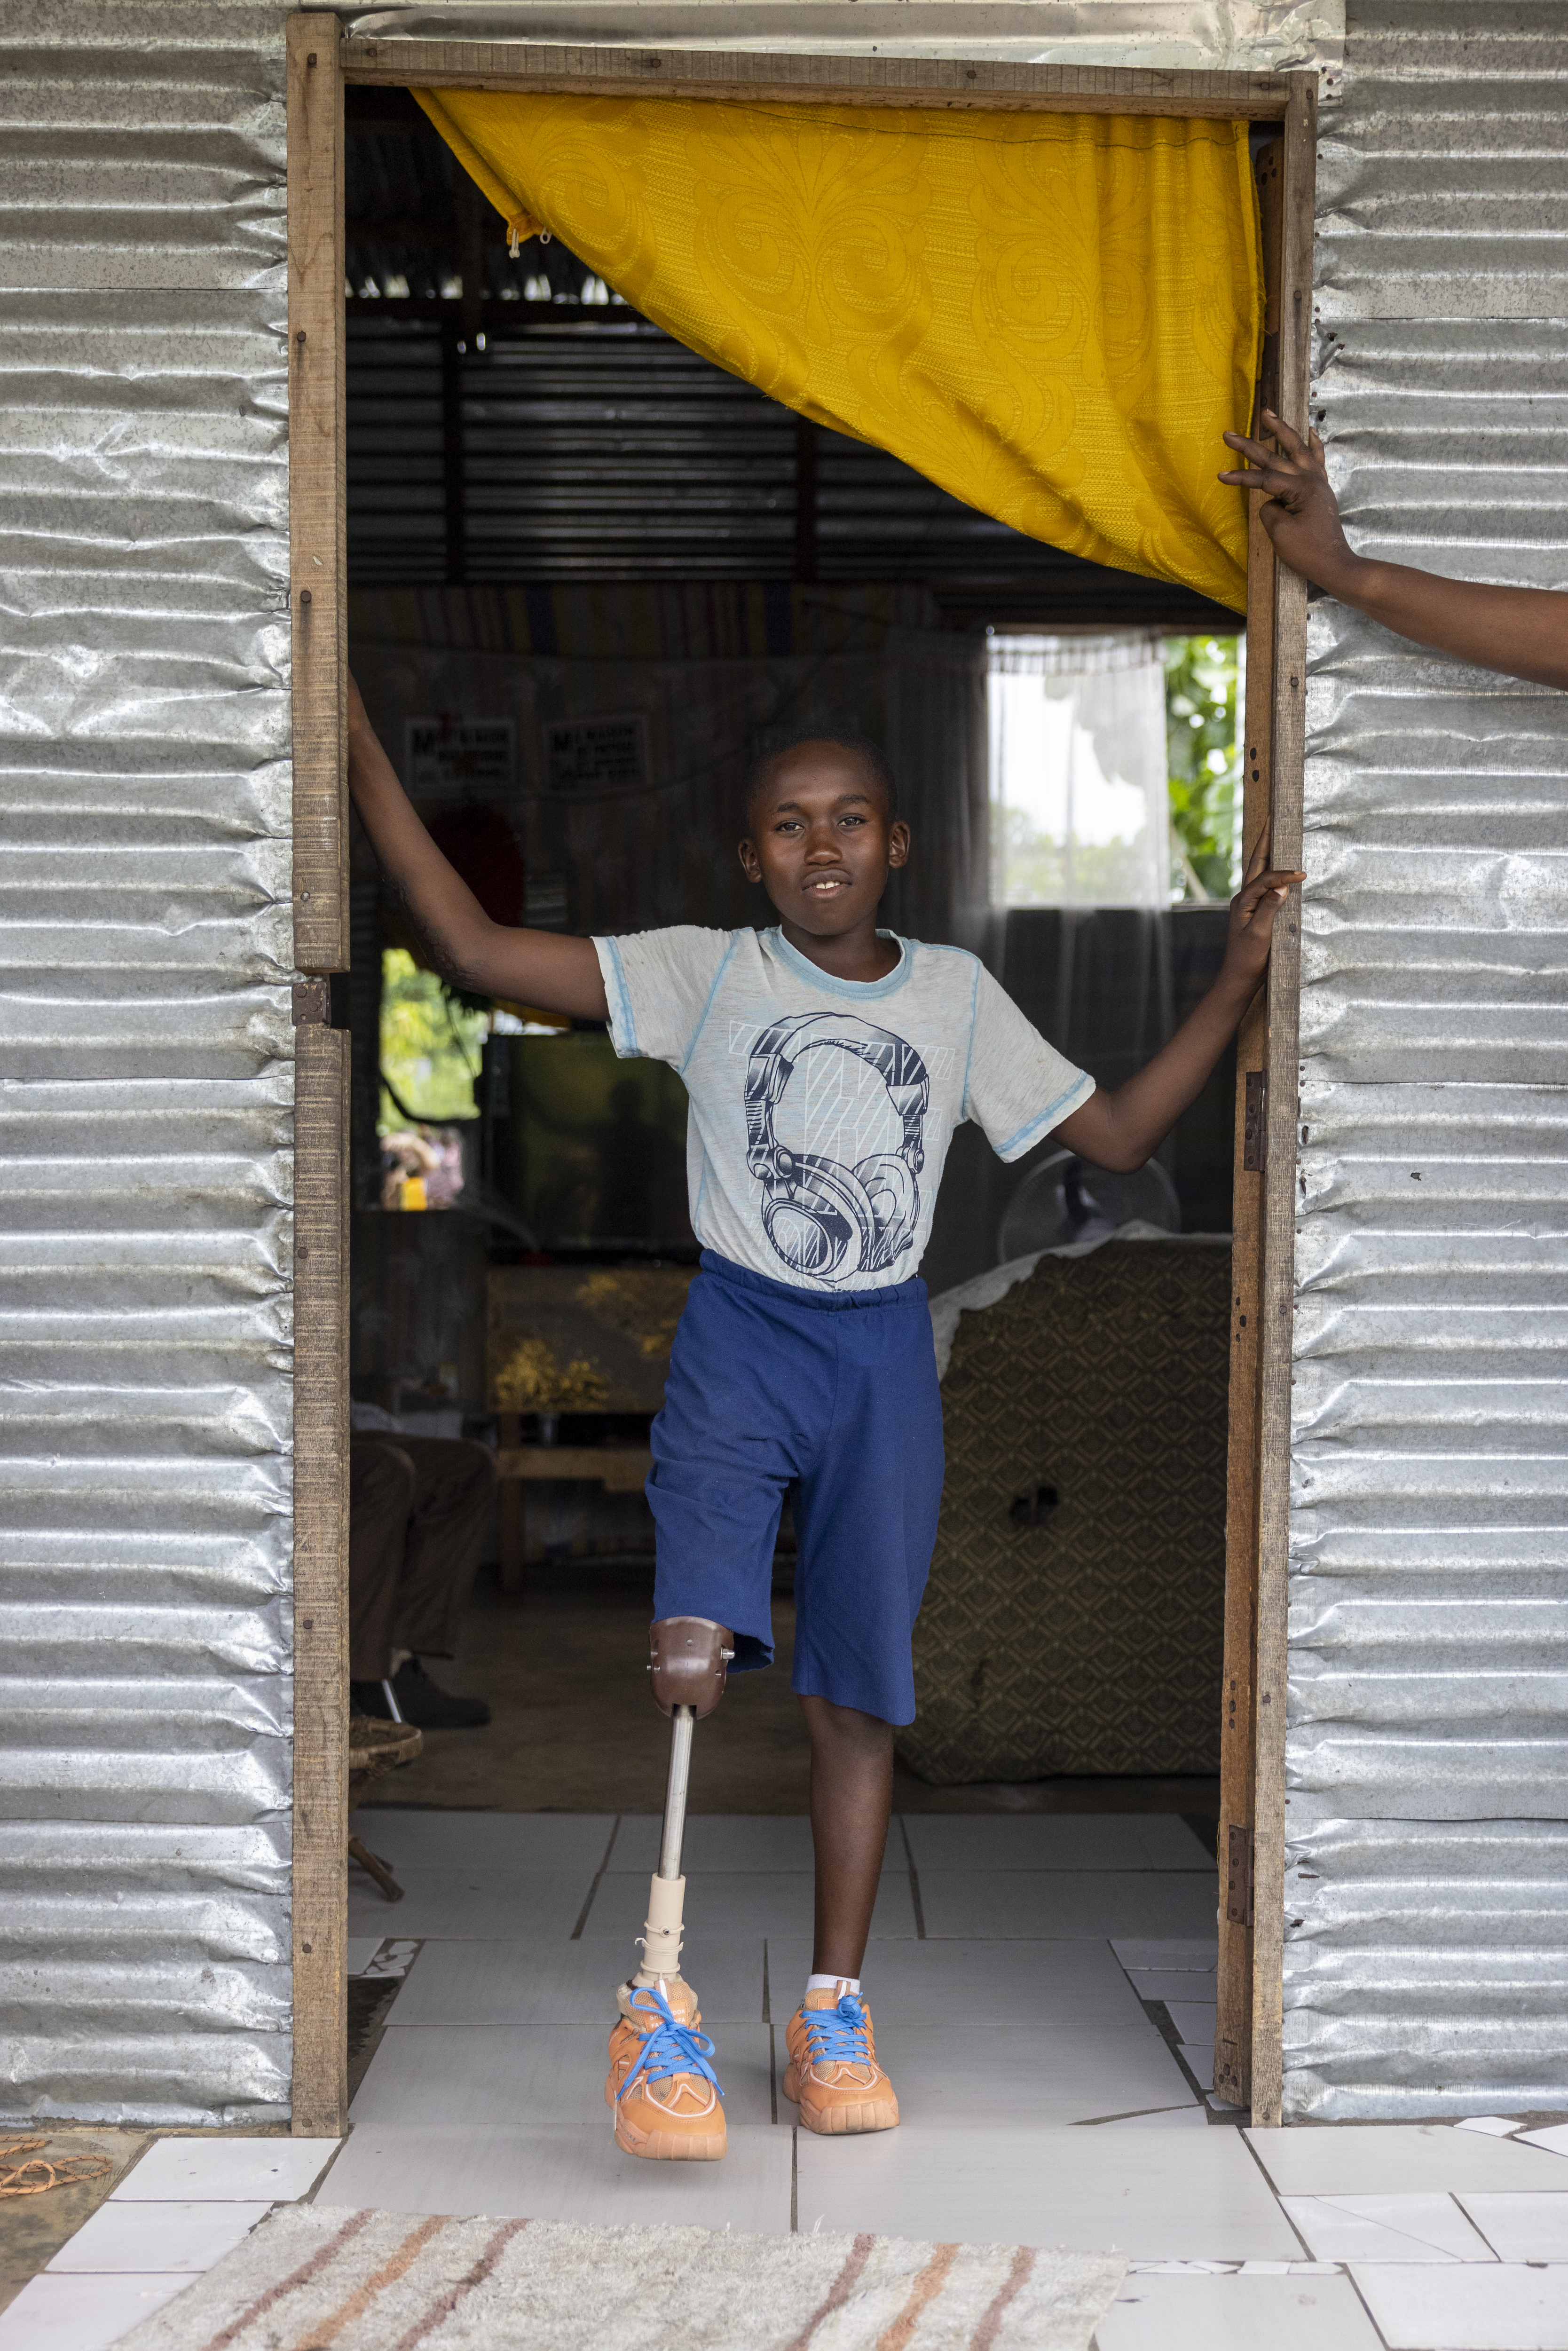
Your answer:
[1165,1998,1218,2040]
[1112,1940,1217,1971]
[46,2201,270,2275]
[317,2123,791,2233]
[1461,2198,1568,2263]
[360,1940,418,1980]
[1247,2126,1568,2199]
[350,2021,774,2130]
[391,1935,767,2027]
[1095,2269,1384,2348]
[346,1937,383,1976]
[1123,1972,1222,2004]
[901,1815,1212,1874]
[1281,2193,1497,2264]
[1180,2046,1216,2092]
[766,1934,1167,2026]
[794,2123,1300,2259]
[580,1871,916,1941]
[920,1874,1218,1940]
[0,2273,193,2350]
[1092,2107,1210,2130]
[110,2138,340,2202]
[349,1809,617,1873]
[1353,2262,1568,2349]
[1518,2128,1568,2160]
[1461,2120,1528,2139]
[782,2016,1194,2130]
[606,1816,906,1874]
[346,1866,594,1940]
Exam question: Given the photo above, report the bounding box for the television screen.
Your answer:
[488,1031,695,1253]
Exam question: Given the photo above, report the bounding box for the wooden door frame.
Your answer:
[284,15,1316,2134]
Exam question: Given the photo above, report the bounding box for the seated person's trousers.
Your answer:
[349,1433,496,1682]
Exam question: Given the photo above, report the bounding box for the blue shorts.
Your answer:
[646,1250,945,1726]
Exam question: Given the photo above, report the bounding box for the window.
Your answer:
[988,631,1171,908]
[988,629,1243,907]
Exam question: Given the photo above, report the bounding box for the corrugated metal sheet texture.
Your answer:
[1287,0,1568,2118]
[0,4,296,2122]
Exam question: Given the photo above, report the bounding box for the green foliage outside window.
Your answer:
[379,947,488,1128]
[1166,635,1243,903]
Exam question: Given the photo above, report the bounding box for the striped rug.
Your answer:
[117,2202,1127,2351]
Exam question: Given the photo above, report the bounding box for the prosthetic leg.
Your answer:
[605,1617,734,2160]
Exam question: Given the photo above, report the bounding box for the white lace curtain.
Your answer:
[987,631,1170,909]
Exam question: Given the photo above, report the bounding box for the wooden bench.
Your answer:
[495,1418,653,1592]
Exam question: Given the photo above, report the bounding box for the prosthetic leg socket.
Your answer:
[622,1616,733,2013]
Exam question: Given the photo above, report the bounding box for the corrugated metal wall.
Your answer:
[1287,0,1568,2118]
[0,3,296,2122]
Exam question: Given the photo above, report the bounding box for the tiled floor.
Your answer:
[14,1811,1568,2351]
[0,2138,341,2351]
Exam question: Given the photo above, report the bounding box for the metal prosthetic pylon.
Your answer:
[619,1616,733,2020]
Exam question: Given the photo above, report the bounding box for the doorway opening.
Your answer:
[287,30,1313,2142]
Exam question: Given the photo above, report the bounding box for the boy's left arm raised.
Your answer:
[1051,834,1303,1174]
[346,675,609,1021]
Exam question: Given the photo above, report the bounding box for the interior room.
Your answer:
[331,74,1256,2180]
[343,78,1251,1796]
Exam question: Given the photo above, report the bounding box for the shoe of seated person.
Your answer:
[606,1980,726,2161]
[783,1985,899,2136]
[387,1658,491,1729]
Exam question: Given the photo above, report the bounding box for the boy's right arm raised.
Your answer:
[347,676,609,1021]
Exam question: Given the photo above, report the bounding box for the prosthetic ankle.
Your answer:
[620,1616,733,2019]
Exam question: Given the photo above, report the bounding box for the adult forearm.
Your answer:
[1313,553,1568,691]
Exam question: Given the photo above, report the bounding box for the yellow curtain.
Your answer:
[414,90,1261,610]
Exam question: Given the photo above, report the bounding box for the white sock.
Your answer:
[806,1973,860,1998]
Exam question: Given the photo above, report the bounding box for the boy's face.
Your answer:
[738,743,909,938]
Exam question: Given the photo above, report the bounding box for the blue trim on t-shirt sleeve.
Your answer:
[996,1070,1097,1162]
[960,957,981,1120]
[680,931,741,1075]
[595,936,640,1057]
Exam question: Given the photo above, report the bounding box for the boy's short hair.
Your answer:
[745,720,898,824]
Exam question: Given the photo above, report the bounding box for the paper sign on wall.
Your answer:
[542,715,649,794]
[405,718,516,805]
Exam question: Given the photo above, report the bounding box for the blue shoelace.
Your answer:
[799,1993,873,2067]
[617,1984,725,2105]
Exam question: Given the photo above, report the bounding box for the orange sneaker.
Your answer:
[605,1979,727,2161]
[783,1984,899,2136]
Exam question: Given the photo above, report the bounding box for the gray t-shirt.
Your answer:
[592,924,1094,1292]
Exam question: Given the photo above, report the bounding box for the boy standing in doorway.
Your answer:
[347,678,1301,2158]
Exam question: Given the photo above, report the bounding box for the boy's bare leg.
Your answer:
[800,1694,895,1976]
[786,1695,901,2136]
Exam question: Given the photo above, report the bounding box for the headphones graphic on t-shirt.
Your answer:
[744,1013,931,1283]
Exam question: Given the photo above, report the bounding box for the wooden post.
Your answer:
[1213,130,1283,2117]
[1248,71,1317,2131]
[287,15,350,2137]
[288,14,349,978]
[290,1010,350,2136]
